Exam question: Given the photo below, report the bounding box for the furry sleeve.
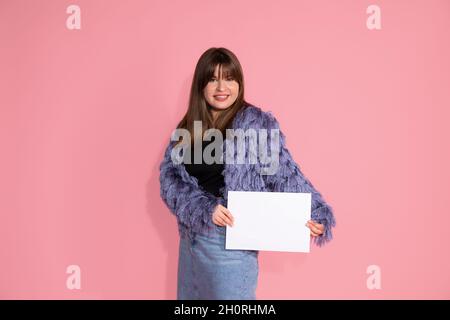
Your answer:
[159,140,220,234]
[262,112,336,246]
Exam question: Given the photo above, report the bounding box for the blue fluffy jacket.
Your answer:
[159,104,336,246]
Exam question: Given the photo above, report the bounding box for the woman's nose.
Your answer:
[217,79,226,90]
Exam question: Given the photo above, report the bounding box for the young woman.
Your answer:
[159,47,336,300]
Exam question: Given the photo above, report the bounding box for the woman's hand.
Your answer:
[306,220,324,237]
[212,204,234,227]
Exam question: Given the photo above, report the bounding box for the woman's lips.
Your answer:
[214,95,229,101]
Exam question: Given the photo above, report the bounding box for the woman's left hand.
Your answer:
[306,220,324,237]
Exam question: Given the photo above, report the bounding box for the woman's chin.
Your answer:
[208,103,232,111]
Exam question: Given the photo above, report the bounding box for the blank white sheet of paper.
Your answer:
[225,191,312,253]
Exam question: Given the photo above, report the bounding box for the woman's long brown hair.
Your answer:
[176,47,251,146]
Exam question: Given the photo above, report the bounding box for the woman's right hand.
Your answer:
[212,204,234,227]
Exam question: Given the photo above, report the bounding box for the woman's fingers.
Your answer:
[212,205,234,227]
[306,221,323,235]
[309,224,320,237]
[310,230,320,237]
[215,215,227,226]
[220,207,234,226]
[221,206,233,219]
[220,212,233,227]
[310,224,322,234]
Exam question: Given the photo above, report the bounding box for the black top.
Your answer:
[183,139,225,198]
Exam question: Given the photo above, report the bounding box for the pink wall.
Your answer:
[1,0,449,299]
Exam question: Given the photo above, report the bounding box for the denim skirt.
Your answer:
[177,224,259,300]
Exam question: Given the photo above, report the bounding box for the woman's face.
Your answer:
[203,64,239,112]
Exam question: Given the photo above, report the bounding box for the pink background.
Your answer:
[1,0,449,299]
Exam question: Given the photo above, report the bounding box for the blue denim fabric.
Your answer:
[177,224,259,300]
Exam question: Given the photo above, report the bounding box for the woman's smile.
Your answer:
[213,94,229,102]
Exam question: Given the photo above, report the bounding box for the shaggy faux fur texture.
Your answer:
[159,104,336,246]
